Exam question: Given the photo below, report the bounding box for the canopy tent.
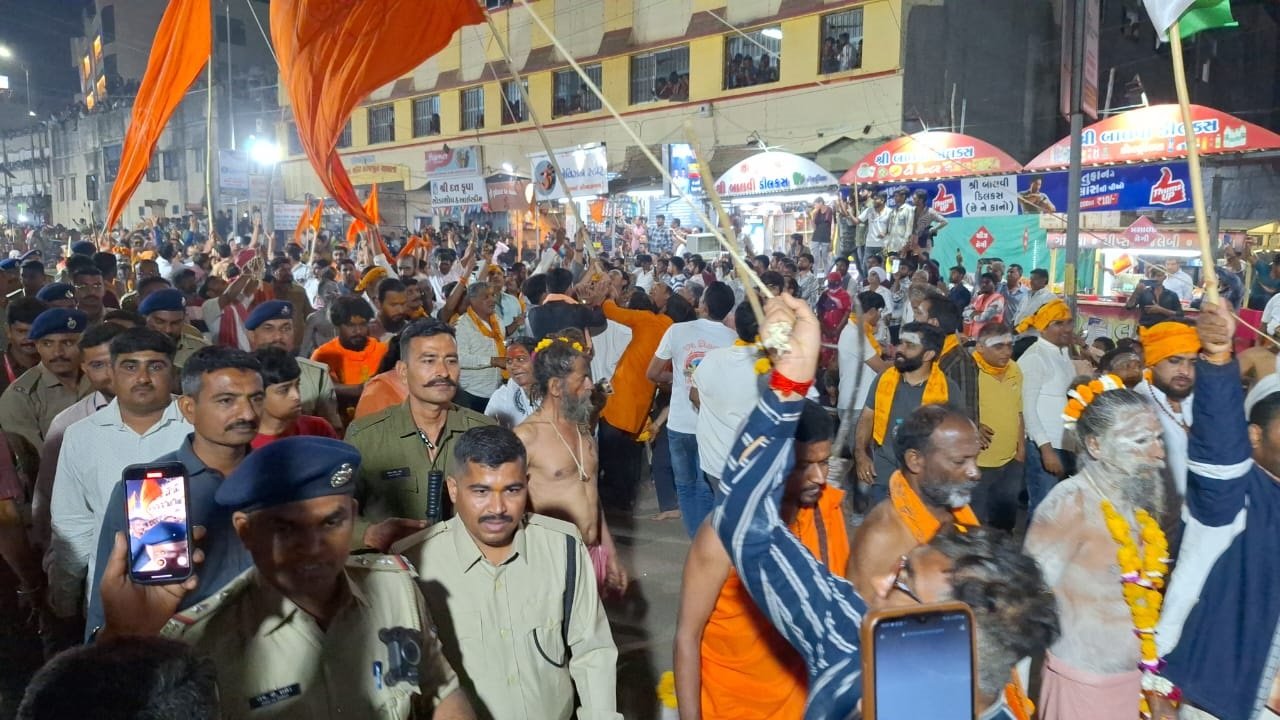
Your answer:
[712,151,840,199]
[840,131,1024,184]
[1024,104,1280,171]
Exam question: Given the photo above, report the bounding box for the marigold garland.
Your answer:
[1063,373,1125,425]
[734,337,772,375]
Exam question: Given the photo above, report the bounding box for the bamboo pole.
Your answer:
[1168,21,1219,304]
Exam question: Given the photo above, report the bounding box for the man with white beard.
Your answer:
[1025,377,1170,720]
[1132,321,1198,499]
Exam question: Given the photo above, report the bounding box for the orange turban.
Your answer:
[1139,321,1199,368]
[1017,298,1072,333]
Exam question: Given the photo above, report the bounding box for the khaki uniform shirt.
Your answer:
[297,356,338,423]
[161,556,459,720]
[344,401,494,526]
[174,333,209,368]
[0,365,91,471]
[393,515,621,720]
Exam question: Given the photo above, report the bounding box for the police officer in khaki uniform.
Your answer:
[346,319,494,538]
[140,288,208,368]
[95,436,475,719]
[393,426,621,720]
[245,300,343,432]
[0,307,93,471]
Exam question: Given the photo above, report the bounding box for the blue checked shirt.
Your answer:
[648,224,674,255]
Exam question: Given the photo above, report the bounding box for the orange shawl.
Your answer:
[888,471,980,543]
[467,308,507,379]
[872,365,949,445]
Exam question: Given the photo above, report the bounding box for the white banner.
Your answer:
[430,176,489,207]
[959,174,1019,216]
[528,144,608,201]
[219,150,249,191]
[273,203,308,232]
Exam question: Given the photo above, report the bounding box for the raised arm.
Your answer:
[1187,301,1251,525]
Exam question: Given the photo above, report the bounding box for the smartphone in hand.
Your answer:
[122,462,194,585]
[861,601,976,720]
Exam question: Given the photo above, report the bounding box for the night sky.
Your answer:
[0,0,85,127]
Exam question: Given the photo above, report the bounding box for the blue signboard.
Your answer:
[865,161,1192,218]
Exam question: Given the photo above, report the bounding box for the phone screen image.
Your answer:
[873,609,973,719]
[124,466,192,584]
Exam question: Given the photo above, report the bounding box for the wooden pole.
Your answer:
[1168,21,1219,303]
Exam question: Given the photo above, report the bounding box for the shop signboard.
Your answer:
[426,145,483,178]
[1025,104,1280,170]
[485,177,531,212]
[1046,227,1245,250]
[528,145,609,201]
[273,203,309,232]
[218,150,249,191]
[869,161,1193,218]
[664,143,703,198]
[969,226,994,255]
[713,151,838,198]
[430,176,489,207]
[842,131,1024,184]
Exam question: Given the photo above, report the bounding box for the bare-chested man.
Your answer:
[844,403,981,600]
[1238,331,1279,390]
[515,335,628,596]
[1024,382,1168,720]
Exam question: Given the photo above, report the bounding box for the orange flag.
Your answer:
[271,0,484,226]
[309,199,325,232]
[292,201,312,244]
[105,0,211,232]
[345,184,381,248]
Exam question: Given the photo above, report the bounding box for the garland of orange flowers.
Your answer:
[1004,669,1034,720]
[1096,487,1170,718]
[733,338,773,375]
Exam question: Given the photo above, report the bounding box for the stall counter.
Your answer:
[1075,298,1198,342]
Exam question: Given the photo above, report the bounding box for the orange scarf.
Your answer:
[889,471,979,543]
[852,315,882,357]
[468,307,508,379]
[941,333,960,358]
[872,365,949,445]
[972,349,1008,379]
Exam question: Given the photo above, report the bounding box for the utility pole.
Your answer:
[1064,0,1087,313]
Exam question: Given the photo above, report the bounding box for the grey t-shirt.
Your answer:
[864,368,962,486]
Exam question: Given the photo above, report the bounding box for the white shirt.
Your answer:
[885,203,915,253]
[692,345,819,478]
[48,398,192,616]
[1013,287,1056,336]
[1135,379,1193,499]
[496,292,524,331]
[455,312,504,398]
[1019,337,1076,449]
[1163,270,1195,303]
[837,321,879,411]
[634,268,655,292]
[858,206,891,248]
[589,320,632,384]
[484,380,537,429]
[202,296,252,350]
[655,318,736,434]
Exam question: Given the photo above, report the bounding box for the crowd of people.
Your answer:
[0,205,1275,720]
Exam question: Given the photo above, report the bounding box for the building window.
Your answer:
[630,45,690,104]
[93,36,102,59]
[724,26,781,89]
[500,80,527,125]
[86,174,98,202]
[57,178,65,203]
[162,150,181,180]
[553,64,602,118]
[103,143,122,182]
[413,96,441,137]
[485,0,514,8]
[101,5,115,44]
[336,121,352,148]
[194,147,205,174]
[146,153,160,182]
[368,105,395,144]
[460,87,485,131]
[820,9,863,74]
[70,176,77,202]
[103,54,118,80]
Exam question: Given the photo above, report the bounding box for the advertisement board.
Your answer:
[665,143,703,198]
[713,151,838,198]
[218,150,249,191]
[426,145,483,178]
[528,145,609,201]
[842,131,1024,184]
[430,176,489,207]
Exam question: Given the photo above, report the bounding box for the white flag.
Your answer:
[1142,0,1195,38]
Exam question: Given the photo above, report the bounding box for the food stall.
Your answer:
[712,151,840,253]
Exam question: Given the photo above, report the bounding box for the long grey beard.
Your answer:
[975,632,1019,701]
[1082,461,1166,518]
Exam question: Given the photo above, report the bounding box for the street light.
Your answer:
[248,136,282,166]
[0,45,34,118]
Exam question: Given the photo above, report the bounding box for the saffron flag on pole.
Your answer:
[346,184,380,248]
[292,200,312,244]
[1143,0,1236,39]
[309,199,325,232]
[270,0,485,227]
[104,0,211,232]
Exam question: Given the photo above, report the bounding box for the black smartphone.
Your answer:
[122,462,194,585]
[861,602,976,720]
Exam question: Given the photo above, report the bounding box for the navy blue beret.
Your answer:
[138,288,187,315]
[0,259,19,271]
[138,521,187,546]
[28,308,88,340]
[35,283,74,303]
[216,437,360,513]
[244,300,294,331]
[71,240,97,256]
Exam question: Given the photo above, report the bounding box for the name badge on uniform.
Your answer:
[249,684,301,709]
[381,467,412,481]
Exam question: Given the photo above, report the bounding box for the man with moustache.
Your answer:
[244,300,342,432]
[84,346,264,640]
[0,308,93,471]
[69,262,108,325]
[515,336,627,596]
[373,277,412,341]
[853,322,960,505]
[674,401,848,719]
[263,257,311,351]
[311,295,387,414]
[392,426,620,720]
[48,328,190,621]
[346,319,494,548]
[0,298,47,396]
[454,283,507,413]
[1132,321,1197,499]
[1025,381,1169,719]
